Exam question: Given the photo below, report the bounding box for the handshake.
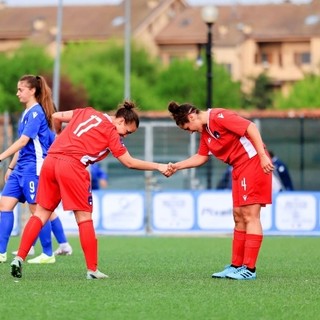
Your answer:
[158,162,177,177]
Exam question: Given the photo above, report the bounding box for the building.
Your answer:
[156,0,320,94]
[0,0,320,94]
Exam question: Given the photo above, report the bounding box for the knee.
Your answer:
[233,208,243,224]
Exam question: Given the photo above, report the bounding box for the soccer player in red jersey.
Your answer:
[167,101,274,280]
[11,100,171,279]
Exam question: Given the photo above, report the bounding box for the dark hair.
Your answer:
[167,101,200,126]
[19,75,55,129]
[115,100,139,128]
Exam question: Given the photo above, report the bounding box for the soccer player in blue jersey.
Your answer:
[0,74,71,263]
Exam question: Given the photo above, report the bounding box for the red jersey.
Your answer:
[49,107,127,166]
[198,108,259,166]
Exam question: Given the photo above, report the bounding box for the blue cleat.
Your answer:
[212,265,238,278]
[226,265,256,280]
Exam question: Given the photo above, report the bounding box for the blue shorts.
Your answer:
[1,171,38,204]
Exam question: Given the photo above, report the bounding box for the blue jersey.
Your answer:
[15,103,54,176]
[90,163,108,190]
[272,156,294,191]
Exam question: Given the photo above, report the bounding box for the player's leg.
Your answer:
[0,196,19,263]
[226,156,271,280]
[212,208,246,278]
[75,211,108,280]
[11,205,52,278]
[226,204,261,280]
[50,212,72,256]
[59,161,107,279]
[212,171,246,279]
[25,191,56,264]
[11,156,61,277]
[0,172,22,263]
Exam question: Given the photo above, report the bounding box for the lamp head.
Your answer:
[201,6,218,24]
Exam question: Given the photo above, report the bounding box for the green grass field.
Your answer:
[1,235,320,320]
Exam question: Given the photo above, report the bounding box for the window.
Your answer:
[255,52,272,67]
[294,52,311,66]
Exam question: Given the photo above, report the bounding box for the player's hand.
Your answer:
[260,154,274,174]
[157,163,175,177]
[165,162,178,177]
[4,168,13,182]
[157,163,171,177]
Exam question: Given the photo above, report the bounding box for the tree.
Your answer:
[0,43,53,113]
[0,42,90,113]
[274,74,320,109]
[156,58,242,109]
[61,40,164,111]
[244,72,274,110]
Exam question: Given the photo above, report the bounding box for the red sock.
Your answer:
[231,229,246,266]
[243,233,263,269]
[78,220,97,271]
[17,216,43,260]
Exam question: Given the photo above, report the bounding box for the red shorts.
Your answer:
[232,155,272,207]
[36,155,92,212]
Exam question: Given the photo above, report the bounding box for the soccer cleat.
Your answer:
[226,265,256,280]
[212,264,238,278]
[86,269,109,280]
[27,253,56,264]
[54,243,73,256]
[11,258,22,278]
[12,246,35,256]
[0,252,7,263]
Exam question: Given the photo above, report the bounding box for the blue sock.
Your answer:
[0,211,14,253]
[39,220,53,256]
[51,216,67,244]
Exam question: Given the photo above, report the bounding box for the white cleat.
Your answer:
[12,246,35,256]
[0,252,7,263]
[86,269,109,280]
[27,253,56,264]
[54,243,73,256]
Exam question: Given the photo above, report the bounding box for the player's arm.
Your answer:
[52,110,74,134]
[246,122,274,174]
[172,153,209,171]
[117,151,169,174]
[0,135,30,162]
[4,152,19,181]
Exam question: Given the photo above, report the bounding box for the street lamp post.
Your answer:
[201,6,218,189]
[53,0,63,110]
[124,0,131,99]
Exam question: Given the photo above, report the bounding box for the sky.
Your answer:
[4,0,311,7]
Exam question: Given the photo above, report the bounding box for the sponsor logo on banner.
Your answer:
[101,192,144,231]
[152,192,194,230]
[197,192,234,230]
[275,194,317,231]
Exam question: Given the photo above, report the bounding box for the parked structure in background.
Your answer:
[0,0,319,94]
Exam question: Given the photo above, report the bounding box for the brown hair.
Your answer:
[115,100,139,128]
[19,75,55,129]
[168,101,200,126]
